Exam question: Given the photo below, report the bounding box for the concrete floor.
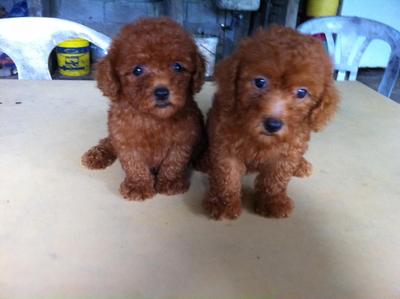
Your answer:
[357,68,400,103]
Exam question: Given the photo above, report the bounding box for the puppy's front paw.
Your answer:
[203,194,242,220]
[255,193,294,218]
[81,146,116,169]
[155,177,190,196]
[293,158,312,177]
[119,179,156,201]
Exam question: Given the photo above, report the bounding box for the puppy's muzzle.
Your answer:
[263,117,284,133]
[154,87,170,107]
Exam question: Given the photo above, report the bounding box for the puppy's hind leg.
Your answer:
[81,137,117,169]
[293,157,313,178]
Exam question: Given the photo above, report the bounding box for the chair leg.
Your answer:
[378,55,400,99]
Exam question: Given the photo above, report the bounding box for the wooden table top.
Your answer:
[0,80,399,298]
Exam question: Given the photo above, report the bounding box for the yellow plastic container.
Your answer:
[307,0,339,17]
[56,39,90,76]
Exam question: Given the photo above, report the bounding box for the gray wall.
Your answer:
[49,0,164,37]
[46,0,254,57]
[0,0,298,59]
[44,0,228,38]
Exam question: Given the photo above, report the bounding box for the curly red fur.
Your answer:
[203,26,339,219]
[82,17,206,201]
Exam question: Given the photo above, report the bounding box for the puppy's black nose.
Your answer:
[264,117,283,133]
[154,87,169,101]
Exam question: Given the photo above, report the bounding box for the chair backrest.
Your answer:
[298,16,400,97]
[0,17,111,80]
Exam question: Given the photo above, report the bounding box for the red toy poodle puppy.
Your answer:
[203,26,339,219]
[82,17,206,201]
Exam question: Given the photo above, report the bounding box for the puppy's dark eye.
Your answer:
[132,65,143,77]
[254,77,268,89]
[173,62,184,73]
[296,88,308,99]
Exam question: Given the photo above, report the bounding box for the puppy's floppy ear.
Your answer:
[214,54,240,111]
[309,80,339,132]
[191,50,206,94]
[95,56,120,101]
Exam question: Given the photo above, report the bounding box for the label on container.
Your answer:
[56,46,90,76]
